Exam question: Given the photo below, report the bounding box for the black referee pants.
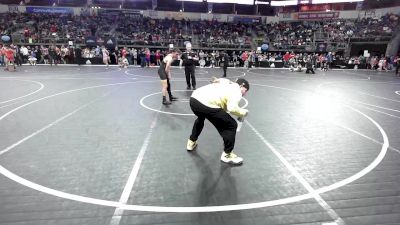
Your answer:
[223,66,227,77]
[189,97,237,153]
[185,66,196,88]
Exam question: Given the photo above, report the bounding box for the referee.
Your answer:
[181,43,198,90]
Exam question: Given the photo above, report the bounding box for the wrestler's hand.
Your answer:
[238,109,248,121]
[209,76,219,83]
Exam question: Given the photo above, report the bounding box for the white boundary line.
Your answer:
[357,104,400,119]
[171,70,209,75]
[250,82,399,156]
[0,80,389,213]
[0,101,20,110]
[357,91,400,103]
[109,109,161,225]
[125,68,246,79]
[0,81,138,126]
[350,100,400,113]
[311,77,400,154]
[22,66,122,75]
[251,83,301,93]
[247,68,335,80]
[22,64,122,67]
[316,105,388,194]
[315,80,400,116]
[20,78,128,80]
[0,91,113,156]
[326,116,400,155]
[0,76,129,80]
[0,79,44,105]
[247,69,299,79]
[315,80,400,91]
[395,91,400,96]
[245,120,345,224]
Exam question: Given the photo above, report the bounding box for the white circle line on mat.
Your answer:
[0,82,389,213]
[139,90,248,116]
[0,79,45,104]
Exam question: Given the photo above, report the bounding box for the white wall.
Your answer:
[339,10,360,19]
[0,4,25,13]
[0,4,9,13]
[266,16,280,23]
[73,7,82,16]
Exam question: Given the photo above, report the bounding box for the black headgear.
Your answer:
[236,78,250,91]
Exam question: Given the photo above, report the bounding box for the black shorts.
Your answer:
[158,69,167,80]
[158,66,167,80]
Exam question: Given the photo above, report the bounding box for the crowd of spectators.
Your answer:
[192,20,252,48]
[0,11,399,71]
[0,12,398,51]
[114,16,192,47]
[1,43,398,73]
[0,12,97,44]
[254,13,399,50]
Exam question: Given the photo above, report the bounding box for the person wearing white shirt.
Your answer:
[186,78,250,165]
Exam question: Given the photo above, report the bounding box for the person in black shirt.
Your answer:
[34,46,42,64]
[181,43,198,90]
[222,51,229,77]
[15,46,22,66]
[49,45,56,66]
[305,55,315,74]
[74,47,82,65]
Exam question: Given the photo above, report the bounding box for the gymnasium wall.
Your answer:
[0,3,398,23]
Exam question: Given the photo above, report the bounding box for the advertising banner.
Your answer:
[26,7,73,14]
[233,16,261,23]
[85,36,97,47]
[297,11,339,20]
[98,9,141,17]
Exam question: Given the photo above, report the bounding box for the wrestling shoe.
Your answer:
[162,97,171,105]
[220,152,243,165]
[186,139,198,151]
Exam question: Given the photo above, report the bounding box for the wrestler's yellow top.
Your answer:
[191,78,248,117]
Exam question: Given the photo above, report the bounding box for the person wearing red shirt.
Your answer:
[4,46,16,71]
[50,24,57,33]
[155,50,161,66]
[283,51,291,67]
[121,47,127,58]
